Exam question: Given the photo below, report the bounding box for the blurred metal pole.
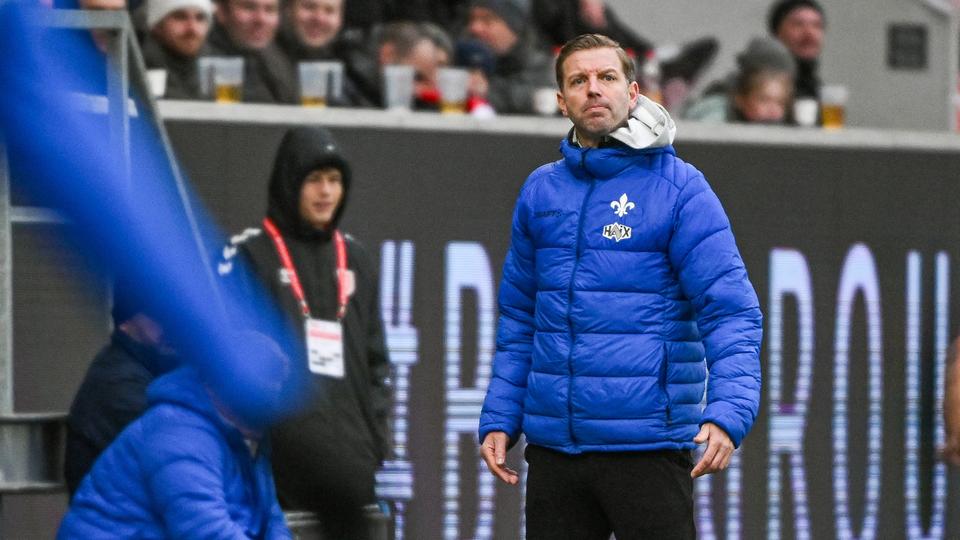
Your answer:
[948,6,959,132]
[105,18,130,186]
[0,133,9,540]
[0,139,11,416]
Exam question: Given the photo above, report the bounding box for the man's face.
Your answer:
[216,0,280,50]
[298,167,344,229]
[467,7,517,56]
[153,8,210,57]
[401,39,443,95]
[776,7,824,61]
[289,0,343,49]
[557,47,639,144]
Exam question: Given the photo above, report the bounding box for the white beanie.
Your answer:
[147,0,213,29]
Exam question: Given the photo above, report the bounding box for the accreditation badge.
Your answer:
[305,318,344,378]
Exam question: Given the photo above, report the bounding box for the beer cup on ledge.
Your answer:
[438,67,469,114]
[820,84,848,129]
[383,65,415,111]
[212,57,243,104]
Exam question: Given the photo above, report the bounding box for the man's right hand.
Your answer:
[480,431,520,485]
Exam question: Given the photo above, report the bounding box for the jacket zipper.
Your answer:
[565,156,595,448]
[659,343,671,424]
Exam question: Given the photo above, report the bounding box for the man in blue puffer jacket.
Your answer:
[58,362,292,539]
[478,34,762,539]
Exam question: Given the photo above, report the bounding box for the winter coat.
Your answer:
[141,36,208,100]
[64,330,178,495]
[218,127,391,511]
[274,27,373,108]
[58,368,291,539]
[478,96,762,453]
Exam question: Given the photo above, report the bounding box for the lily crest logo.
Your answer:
[610,193,635,218]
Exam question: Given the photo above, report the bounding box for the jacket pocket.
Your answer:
[659,343,671,424]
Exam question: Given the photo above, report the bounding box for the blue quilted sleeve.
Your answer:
[668,169,762,448]
[265,496,293,540]
[478,183,537,445]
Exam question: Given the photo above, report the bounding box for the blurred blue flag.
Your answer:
[0,3,305,428]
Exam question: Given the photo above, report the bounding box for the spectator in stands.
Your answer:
[455,38,497,117]
[768,0,825,106]
[277,0,372,106]
[279,0,343,58]
[206,0,299,103]
[141,0,212,100]
[64,288,179,496]
[944,337,960,465]
[58,362,292,539]
[349,21,447,109]
[218,127,391,540]
[684,37,795,125]
[466,0,553,115]
[421,20,454,69]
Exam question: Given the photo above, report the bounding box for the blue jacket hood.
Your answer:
[147,367,227,432]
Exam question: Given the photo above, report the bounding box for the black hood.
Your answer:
[266,126,351,240]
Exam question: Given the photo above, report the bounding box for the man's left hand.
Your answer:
[691,422,734,478]
[941,434,960,466]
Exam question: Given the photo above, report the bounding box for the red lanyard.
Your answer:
[262,218,348,320]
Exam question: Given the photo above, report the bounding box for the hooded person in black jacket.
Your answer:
[64,283,180,496]
[219,126,391,539]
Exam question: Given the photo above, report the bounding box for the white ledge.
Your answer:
[157,100,960,153]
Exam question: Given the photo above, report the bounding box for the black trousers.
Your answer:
[524,445,696,540]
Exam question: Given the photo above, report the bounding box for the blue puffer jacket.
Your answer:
[58,368,291,539]
[479,98,762,453]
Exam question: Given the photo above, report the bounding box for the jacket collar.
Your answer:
[560,96,677,179]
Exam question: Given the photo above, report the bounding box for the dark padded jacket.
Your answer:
[64,330,178,495]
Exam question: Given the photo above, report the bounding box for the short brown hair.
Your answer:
[555,33,636,89]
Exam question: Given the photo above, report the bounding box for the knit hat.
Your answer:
[767,0,824,35]
[736,37,796,76]
[147,0,213,29]
[470,0,527,36]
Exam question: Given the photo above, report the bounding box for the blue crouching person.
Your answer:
[58,350,293,539]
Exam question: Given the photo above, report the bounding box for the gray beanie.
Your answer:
[736,37,796,76]
[470,0,527,36]
[147,0,212,29]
